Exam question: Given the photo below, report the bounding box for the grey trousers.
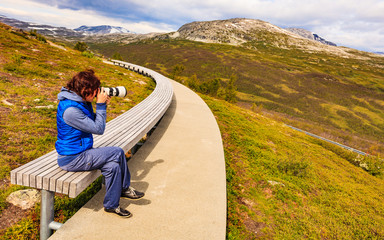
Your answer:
[61,147,131,209]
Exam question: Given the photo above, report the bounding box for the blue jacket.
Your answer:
[55,87,107,166]
[56,99,95,155]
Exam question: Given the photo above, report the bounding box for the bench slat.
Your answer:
[55,171,77,194]
[11,151,56,185]
[68,171,101,198]
[30,160,58,188]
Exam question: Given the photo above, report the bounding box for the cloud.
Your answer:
[0,0,175,33]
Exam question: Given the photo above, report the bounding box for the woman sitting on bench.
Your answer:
[55,69,144,218]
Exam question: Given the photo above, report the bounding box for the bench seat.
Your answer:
[10,60,173,240]
[11,61,173,198]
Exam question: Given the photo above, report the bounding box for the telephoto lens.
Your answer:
[102,86,127,97]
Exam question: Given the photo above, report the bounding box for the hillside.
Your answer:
[175,18,342,54]
[202,95,384,239]
[88,18,384,156]
[0,22,154,236]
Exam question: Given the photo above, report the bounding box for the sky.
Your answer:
[0,0,383,53]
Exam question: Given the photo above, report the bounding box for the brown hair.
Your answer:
[66,69,100,99]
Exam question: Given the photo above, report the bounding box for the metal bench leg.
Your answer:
[40,189,63,240]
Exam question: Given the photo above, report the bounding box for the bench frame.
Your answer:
[10,60,173,240]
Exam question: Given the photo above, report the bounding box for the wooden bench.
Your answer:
[10,60,173,240]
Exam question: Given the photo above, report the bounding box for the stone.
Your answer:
[267,180,285,187]
[2,99,13,106]
[6,189,40,209]
[35,105,54,109]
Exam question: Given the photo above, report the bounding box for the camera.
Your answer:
[100,86,127,97]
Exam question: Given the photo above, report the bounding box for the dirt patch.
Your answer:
[0,178,33,232]
[0,203,31,231]
[0,178,10,190]
[244,217,267,238]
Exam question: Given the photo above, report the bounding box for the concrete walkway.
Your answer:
[49,80,227,239]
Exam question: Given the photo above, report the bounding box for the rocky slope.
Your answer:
[172,18,369,58]
[175,18,292,45]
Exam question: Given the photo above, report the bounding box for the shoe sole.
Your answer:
[106,212,132,218]
[120,195,145,201]
[104,210,132,218]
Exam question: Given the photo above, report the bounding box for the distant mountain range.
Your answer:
[0,15,130,36]
[0,15,337,46]
[0,15,82,37]
[4,15,384,56]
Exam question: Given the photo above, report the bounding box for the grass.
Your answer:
[202,95,384,239]
[0,22,154,238]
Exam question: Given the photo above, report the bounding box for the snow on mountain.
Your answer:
[74,25,130,35]
[285,28,337,46]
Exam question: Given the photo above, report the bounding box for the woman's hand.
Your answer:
[105,96,111,105]
[96,87,109,104]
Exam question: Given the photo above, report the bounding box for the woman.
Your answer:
[55,69,144,218]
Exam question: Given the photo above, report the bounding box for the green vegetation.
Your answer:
[0,22,154,237]
[202,95,384,239]
[90,38,384,156]
[112,52,123,61]
[74,41,88,52]
[29,30,47,43]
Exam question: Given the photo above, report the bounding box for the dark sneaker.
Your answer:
[121,186,145,200]
[104,206,132,218]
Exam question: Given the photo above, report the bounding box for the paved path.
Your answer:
[49,80,227,239]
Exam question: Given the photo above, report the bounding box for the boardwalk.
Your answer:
[49,80,227,239]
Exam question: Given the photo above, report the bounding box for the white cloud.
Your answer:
[0,0,175,33]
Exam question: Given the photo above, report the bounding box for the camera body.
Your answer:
[101,86,127,97]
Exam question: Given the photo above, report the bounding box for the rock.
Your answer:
[134,80,147,85]
[6,189,40,209]
[2,99,14,106]
[35,105,54,109]
[267,180,285,187]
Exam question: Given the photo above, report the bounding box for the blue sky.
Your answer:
[0,0,383,53]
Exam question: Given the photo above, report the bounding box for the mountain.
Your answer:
[285,27,337,46]
[175,18,294,45]
[0,15,82,37]
[74,25,130,35]
[171,18,354,57]
[176,19,336,47]
[0,15,131,38]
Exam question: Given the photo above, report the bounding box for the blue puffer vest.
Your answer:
[55,99,95,155]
